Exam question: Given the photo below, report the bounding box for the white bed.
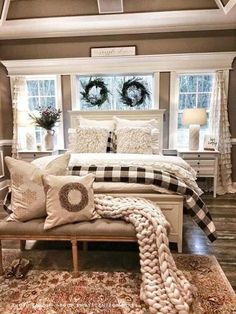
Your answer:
[33,109,203,252]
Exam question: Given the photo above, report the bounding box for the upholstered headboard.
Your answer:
[68,109,165,151]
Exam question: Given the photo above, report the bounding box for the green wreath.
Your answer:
[120,78,150,107]
[80,78,109,107]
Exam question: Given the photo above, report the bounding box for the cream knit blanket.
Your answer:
[94,195,193,314]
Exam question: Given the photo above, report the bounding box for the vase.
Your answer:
[44,130,54,151]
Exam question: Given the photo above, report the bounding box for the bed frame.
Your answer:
[68,109,183,252]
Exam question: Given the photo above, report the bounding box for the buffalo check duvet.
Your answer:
[72,165,217,242]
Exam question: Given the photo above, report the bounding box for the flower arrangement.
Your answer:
[29,106,62,130]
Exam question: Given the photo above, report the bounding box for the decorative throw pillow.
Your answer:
[116,127,153,154]
[43,174,95,230]
[5,154,71,222]
[68,127,110,153]
[113,117,160,154]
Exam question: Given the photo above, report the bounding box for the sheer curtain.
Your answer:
[10,77,27,158]
[210,70,236,194]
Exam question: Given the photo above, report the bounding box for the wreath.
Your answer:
[119,77,150,107]
[80,78,109,107]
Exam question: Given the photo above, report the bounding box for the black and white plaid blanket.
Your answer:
[72,165,217,242]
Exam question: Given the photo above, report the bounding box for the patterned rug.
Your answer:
[0,250,235,314]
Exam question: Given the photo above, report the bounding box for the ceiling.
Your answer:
[0,0,235,39]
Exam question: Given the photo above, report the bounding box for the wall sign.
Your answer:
[91,46,136,57]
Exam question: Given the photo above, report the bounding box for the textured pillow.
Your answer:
[5,154,71,222]
[43,174,95,230]
[79,116,114,131]
[113,117,160,154]
[116,127,153,154]
[68,127,110,153]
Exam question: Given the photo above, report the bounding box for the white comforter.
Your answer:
[33,153,202,195]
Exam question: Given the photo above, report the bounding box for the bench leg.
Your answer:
[0,241,3,276]
[20,240,26,251]
[71,240,79,277]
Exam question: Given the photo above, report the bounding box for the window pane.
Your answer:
[39,80,55,96]
[28,97,40,111]
[197,93,211,109]
[27,80,39,96]
[40,97,56,108]
[198,75,213,92]
[179,93,196,110]
[179,75,197,93]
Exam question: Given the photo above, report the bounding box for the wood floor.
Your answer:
[0,193,235,291]
[183,193,236,292]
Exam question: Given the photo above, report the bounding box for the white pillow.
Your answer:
[5,154,71,222]
[80,116,114,131]
[113,116,159,129]
[113,116,160,154]
[116,127,153,154]
[43,174,95,230]
[68,127,110,153]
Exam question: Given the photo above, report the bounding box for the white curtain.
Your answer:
[210,70,236,194]
[10,77,27,158]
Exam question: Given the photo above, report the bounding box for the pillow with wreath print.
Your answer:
[43,174,96,230]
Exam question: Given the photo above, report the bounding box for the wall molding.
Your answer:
[232,138,236,145]
[2,52,236,76]
[0,139,12,147]
[0,8,236,40]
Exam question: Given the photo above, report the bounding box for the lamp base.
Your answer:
[189,125,200,150]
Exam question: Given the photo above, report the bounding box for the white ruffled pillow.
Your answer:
[113,116,160,154]
[68,127,110,153]
[116,127,154,154]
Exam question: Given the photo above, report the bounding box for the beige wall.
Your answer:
[0,29,235,180]
[0,65,12,140]
[0,30,235,60]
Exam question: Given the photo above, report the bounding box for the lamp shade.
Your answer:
[182,108,207,126]
[17,110,33,127]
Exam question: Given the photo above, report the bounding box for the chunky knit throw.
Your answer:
[94,195,193,314]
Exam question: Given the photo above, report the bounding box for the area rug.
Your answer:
[0,250,235,314]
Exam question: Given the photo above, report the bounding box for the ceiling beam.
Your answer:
[0,9,235,40]
[224,0,236,13]
[214,0,225,11]
[0,0,10,26]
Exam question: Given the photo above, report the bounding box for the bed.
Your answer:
[31,109,216,253]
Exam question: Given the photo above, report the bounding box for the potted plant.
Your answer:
[29,106,62,150]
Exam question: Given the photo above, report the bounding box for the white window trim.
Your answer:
[169,71,215,149]
[71,73,159,110]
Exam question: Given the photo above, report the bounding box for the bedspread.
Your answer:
[72,165,217,242]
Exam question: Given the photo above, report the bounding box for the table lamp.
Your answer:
[182,108,207,150]
[17,110,36,150]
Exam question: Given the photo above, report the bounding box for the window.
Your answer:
[73,74,154,110]
[18,76,63,150]
[26,78,58,145]
[170,73,214,148]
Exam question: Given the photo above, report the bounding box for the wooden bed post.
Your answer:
[71,239,79,277]
[0,240,3,275]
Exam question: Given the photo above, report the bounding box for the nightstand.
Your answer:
[178,150,219,198]
[17,150,59,162]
